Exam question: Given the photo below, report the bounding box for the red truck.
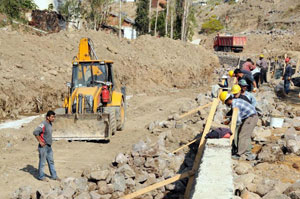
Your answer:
[213,34,247,52]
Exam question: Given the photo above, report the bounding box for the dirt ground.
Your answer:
[0,88,204,198]
[0,28,218,120]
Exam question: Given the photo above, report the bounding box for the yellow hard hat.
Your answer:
[219,91,230,104]
[260,54,264,58]
[228,70,234,77]
[231,84,241,94]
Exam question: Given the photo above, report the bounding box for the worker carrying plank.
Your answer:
[219,91,258,161]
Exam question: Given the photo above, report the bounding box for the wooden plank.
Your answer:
[172,137,200,154]
[267,60,271,82]
[178,102,212,120]
[230,107,238,145]
[295,59,300,77]
[233,77,237,84]
[121,171,194,199]
[184,98,219,199]
[283,54,287,75]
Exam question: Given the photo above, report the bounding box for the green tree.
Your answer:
[186,6,197,40]
[201,15,224,34]
[135,0,150,35]
[0,0,36,20]
[58,0,81,22]
[151,11,165,36]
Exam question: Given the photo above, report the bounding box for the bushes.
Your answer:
[201,15,223,34]
[0,0,36,19]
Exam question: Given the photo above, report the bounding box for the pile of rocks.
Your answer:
[147,93,210,136]
[13,135,195,199]
[233,161,300,199]
[242,29,296,36]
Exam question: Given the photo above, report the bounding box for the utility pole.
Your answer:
[119,0,122,39]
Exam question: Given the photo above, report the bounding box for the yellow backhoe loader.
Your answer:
[53,38,126,141]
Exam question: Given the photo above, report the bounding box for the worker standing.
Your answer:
[33,110,60,182]
[242,58,256,72]
[283,58,293,95]
[256,54,268,84]
[219,91,258,160]
[233,69,257,92]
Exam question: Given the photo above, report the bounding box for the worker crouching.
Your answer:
[219,91,258,161]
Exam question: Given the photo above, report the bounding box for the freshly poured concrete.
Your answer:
[190,139,234,199]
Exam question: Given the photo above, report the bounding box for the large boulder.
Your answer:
[252,127,272,142]
[257,144,284,162]
[112,173,126,192]
[234,162,254,175]
[90,170,110,181]
[116,164,136,179]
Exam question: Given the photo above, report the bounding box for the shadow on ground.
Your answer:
[20,165,51,180]
[164,133,202,199]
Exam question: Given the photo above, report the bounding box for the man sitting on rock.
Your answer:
[219,91,258,161]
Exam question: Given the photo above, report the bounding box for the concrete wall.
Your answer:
[190,139,234,199]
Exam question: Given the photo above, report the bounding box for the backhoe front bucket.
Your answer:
[53,113,110,141]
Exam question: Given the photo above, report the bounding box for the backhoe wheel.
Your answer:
[117,99,126,131]
[103,107,116,135]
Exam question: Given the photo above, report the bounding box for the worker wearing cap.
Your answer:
[238,79,257,107]
[219,91,258,160]
[283,57,293,95]
[233,69,257,92]
[256,54,268,84]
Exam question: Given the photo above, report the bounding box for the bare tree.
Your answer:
[183,0,190,41]
[181,0,187,41]
[148,0,152,33]
[119,0,122,39]
[170,0,174,39]
[154,0,159,36]
[181,0,191,41]
[165,0,169,36]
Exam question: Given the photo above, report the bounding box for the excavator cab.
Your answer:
[53,38,126,141]
[72,62,109,89]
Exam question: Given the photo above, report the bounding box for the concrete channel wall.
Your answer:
[189,139,234,199]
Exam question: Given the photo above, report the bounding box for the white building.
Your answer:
[123,27,137,40]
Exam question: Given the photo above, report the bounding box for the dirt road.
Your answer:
[0,88,203,198]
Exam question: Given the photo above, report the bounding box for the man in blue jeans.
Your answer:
[33,110,60,181]
[283,58,293,95]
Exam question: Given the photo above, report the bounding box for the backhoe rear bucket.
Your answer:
[53,114,110,141]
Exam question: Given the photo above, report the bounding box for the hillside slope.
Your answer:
[0,29,219,119]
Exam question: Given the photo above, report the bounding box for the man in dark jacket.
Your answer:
[234,69,258,92]
[283,58,293,95]
[33,110,60,181]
